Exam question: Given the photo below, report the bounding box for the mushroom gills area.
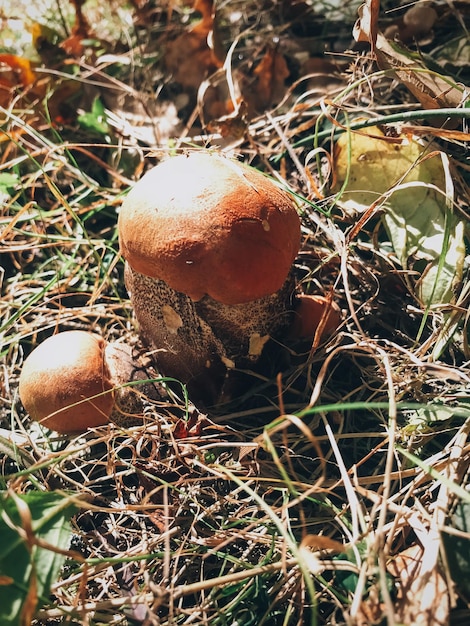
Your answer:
[125,263,297,408]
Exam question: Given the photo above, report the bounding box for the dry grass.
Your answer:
[1,0,470,624]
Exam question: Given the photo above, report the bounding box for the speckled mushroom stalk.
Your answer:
[118,152,302,408]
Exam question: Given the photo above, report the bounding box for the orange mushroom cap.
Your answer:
[290,294,341,341]
[19,330,114,433]
[118,152,301,305]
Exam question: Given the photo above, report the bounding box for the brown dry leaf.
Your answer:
[194,0,225,63]
[353,2,466,123]
[0,54,36,88]
[403,124,470,141]
[60,0,95,56]
[0,54,38,109]
[164,32,218,89]
[193,0,214,33]
[388,543,449,626]
[206,100,248,138]
[352,0,380,50]
[0,575,14,585]
[173,417,199,439]
[300,534,345,553]
[0,52,83,127]
[375,32,465,113]
[164,1,221,90]
[60,33,88,57]
[173,414,211,439]
[244,47,290,114]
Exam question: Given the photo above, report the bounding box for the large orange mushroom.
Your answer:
[118,151,302,407]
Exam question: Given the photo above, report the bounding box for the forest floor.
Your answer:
[1,0,470,624]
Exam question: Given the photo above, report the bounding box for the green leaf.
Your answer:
[443,499,470,602]
[332,127,465,307]
[78,96,110,136]
[0,491,77,626]
[382,178,464,306]
[0,173,20,198]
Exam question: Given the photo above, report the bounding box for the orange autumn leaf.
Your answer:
[173,414,209,439]
[254,47,290,103]
[0,54,41,110]
[60,33,88,56]
[60,0,94,56]
[164,1,222,91]
[164,32,219,89]
[0,54,36,88]
[193,0,214,34]
[245,47,290,114]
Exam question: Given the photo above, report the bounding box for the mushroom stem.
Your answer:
[124,264,297,407]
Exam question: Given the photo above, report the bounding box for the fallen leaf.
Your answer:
[300,534,345,553]
[332,126,465,306]
[163,0,222,90]
[173,414,208,439]
[402,124,470,141]
[388,543,449,626]
[193,0,214,33]
[244,46,290,114]
[164,30,221,90]
[0,54,36,87]
[254,48,289,109]
[353,2,467,123]
[0,54,46,115]
[206,101,248,139]
[60,0,94,56]
[353,0,379,50]
[375,33,466,114]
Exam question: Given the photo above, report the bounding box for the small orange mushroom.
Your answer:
[19,330,159,433]
[290,294,341,342]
